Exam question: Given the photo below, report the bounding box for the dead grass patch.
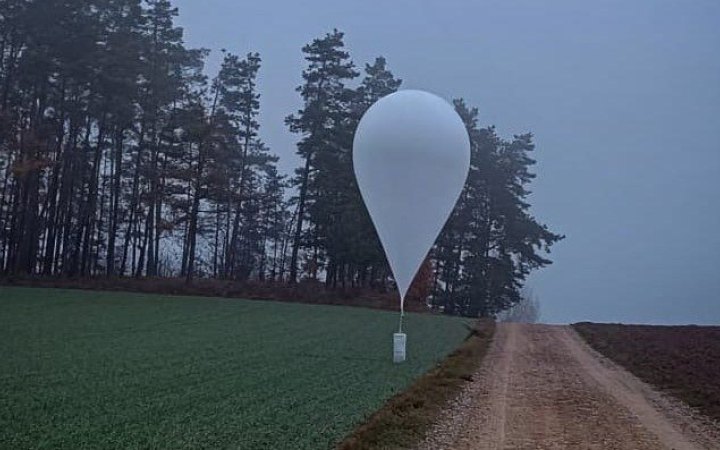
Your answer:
[337,320,495,450]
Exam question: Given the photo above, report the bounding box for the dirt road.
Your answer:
[420,324,720,450]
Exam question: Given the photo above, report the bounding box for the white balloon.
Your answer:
[353,90,471,311]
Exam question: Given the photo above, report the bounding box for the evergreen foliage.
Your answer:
[0,1,562,316]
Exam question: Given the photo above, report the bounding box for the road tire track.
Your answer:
[419,323,720,450]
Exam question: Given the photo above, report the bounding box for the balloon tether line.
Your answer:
[398,299,404,334]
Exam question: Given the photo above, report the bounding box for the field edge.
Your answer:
[0,276,431,314]
[336,319,496,450]
[572,322,720,424]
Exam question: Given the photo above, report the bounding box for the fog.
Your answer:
[175,0,720,324]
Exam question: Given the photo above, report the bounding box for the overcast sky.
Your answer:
[174,0,720,325]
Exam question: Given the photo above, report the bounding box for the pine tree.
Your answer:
[323,56,401,289]
[432,99,564,317]
[286,29,358,283]
[0,3,562,320]
[219,52,264,279]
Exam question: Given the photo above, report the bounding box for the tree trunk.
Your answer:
[107,128,124,276]
[185,142,205,284]
[289,154,312,283]
[120,127,146,276]
[80,116,106,276]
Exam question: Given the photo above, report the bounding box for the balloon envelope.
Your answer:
[353,90,471,308]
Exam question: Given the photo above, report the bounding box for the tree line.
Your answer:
[0,0,563,317]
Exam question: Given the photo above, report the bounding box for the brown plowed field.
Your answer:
[574,322,720,422]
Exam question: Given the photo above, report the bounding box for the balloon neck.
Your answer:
[398,292,405,333]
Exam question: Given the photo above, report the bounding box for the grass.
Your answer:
[573,322,720,422]
[0,276,431,313]
[338,320,495,449]
[0,287,471,450]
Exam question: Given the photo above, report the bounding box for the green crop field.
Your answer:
[0,287,469,450]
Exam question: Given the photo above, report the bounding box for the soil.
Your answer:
[574,322,720,422]
[419,323,720,450]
